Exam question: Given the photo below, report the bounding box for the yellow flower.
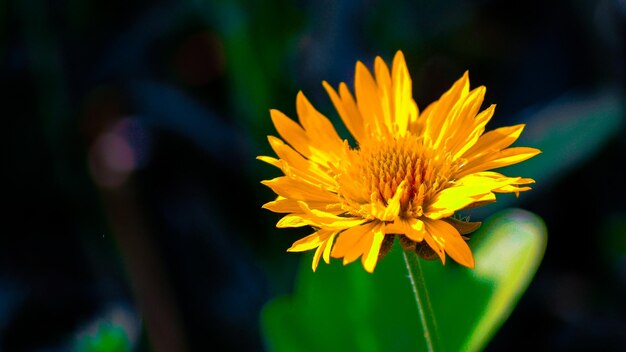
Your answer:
[259,51,540,273]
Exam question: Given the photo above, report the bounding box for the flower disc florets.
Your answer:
[339,136,465,222]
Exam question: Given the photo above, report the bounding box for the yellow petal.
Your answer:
[405,218,425,242]
[312,245,324,271]
[374,56,393,134]
[286,230,337,271]
[391,50,415,136]
[424,190,487,219]
[437,86,487,150]
[256,155,280,168]
[415,101,435,135]
[425,171,530,218]
[424,71,470,148]
[270,109,311,158]
[460,147,541,177]
[276,213,311,228]
[463,192,497,210]
[297,201,367,229]
[374,56,392,90]
[424,219,474,268]
[323,81,365,143]
[450,102,495,158]
[277,212,364,230]
[322,232,337,264]
[422,231,446,264]
[331,222,376,258]
[296,91,344,154]
[362,224,386,273]
[381,180,407,221]
[495,186,530,196]
[355,61,386,137]
[276,201,365,229]
[287,230,333,252]
[342,231,371,265]
[262,197,340,214]
[384,217,424,242]
[266,136,337,187]
[461,124,526,160]
[261,177,337,203]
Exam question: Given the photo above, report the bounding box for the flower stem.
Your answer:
[403,251,441,352]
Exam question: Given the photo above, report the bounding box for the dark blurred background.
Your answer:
[2,0,625,351]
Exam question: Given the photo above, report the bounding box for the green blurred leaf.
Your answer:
[74,322,130,352]
[506,91,622,190]
[261,209,547,352]
[424,209,547,351]
[469,90,624,218]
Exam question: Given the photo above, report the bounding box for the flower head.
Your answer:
[259,51,540,273]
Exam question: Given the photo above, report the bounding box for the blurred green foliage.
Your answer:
[74,322,130,352]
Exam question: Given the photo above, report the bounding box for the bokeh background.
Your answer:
[3,0,625,351]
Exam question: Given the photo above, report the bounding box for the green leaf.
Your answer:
[73,322,131,352]
[466,90,623,220]
[474,90,624,216]
[512,89,624,186]
[261,209,547,352]
[423,209,547,351]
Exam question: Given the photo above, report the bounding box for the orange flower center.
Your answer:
[338,136,464,219]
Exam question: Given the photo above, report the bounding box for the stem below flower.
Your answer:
[403,251,441,352]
